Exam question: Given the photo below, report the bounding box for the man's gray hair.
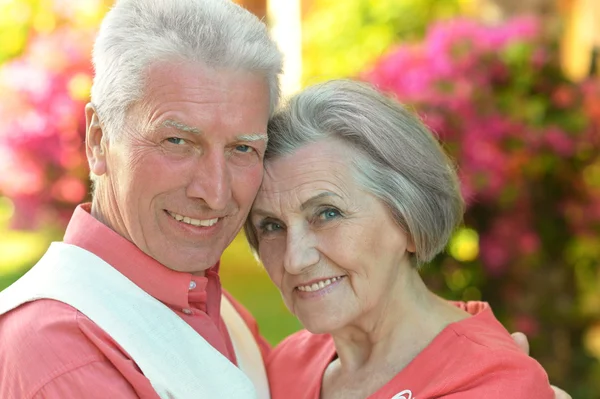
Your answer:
[91,0,282,139]
[245,79,465,265]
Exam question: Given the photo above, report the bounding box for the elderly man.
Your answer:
[0,0,280,398]
[0,0,572,399]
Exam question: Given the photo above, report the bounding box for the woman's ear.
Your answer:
[85,103,108,177]
[407,237,416,254]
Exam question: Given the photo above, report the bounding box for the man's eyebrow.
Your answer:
[236,133,268,143]
[162,119,202,134]
[161,120,266,142]
[300,192,341,211]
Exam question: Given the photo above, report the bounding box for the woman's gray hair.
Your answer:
[91,0,282,140]
[245,79,465,265]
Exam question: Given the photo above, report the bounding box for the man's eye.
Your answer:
[166,137,186,145]
[235,145,254,153]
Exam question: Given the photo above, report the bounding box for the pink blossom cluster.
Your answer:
[364,18,600,274]
[0,28,94,228]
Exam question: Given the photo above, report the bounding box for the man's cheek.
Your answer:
[238,168,264,199]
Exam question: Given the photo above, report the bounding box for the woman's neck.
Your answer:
[328,268,469,375]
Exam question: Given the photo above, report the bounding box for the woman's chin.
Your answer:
[304,324,331,335]
[297,314,345,335]
[290,295,351,334]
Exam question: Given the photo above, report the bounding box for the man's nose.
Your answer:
[186,150,232,210]
[283,224,320,275]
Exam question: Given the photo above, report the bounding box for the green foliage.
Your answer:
[302,0,463,84]
[0,0,110,64]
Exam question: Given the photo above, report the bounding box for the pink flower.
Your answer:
[479,234,511,276]
[518,231,541,254]
[545,128,574,157]
[0,26,93,228]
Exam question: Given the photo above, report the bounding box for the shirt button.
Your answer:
[182,308,193,315]
[189,281,197,290]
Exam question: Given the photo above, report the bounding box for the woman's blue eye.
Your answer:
[318,208,341,220]
[166,137,186,145]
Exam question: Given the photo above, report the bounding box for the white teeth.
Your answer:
[168,211,218,227]
[297,276,343,293]
[199,218,218,227]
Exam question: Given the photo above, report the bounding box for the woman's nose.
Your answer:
[283,224,320,274]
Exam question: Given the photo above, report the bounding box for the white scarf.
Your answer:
[0,242,270,399]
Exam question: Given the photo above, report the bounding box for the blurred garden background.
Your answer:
[0,0,599,396]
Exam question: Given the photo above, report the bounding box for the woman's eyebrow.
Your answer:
[300,192,341,211]
[251,192,341,218]
[249,208,274,219]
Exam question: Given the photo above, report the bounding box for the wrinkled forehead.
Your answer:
[132,61,272,127]
[253,141,358,212]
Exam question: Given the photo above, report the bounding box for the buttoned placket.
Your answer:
[183,279,201,315]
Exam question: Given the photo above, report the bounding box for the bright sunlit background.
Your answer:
[1,0,599,396]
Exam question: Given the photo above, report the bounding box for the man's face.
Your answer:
[88,61,271,274]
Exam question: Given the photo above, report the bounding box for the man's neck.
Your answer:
[90,193,131,243]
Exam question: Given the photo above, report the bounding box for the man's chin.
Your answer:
[162,262,212,275]
[159,252,221,275]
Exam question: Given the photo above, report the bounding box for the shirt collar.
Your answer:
[63,204,221,315]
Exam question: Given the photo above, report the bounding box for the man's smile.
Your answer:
[166,210,219,227]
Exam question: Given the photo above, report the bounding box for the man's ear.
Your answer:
[85,103,108,177]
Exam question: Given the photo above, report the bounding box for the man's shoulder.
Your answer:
[0,298,94,344]
[0,298,110,359]
[0,300,109,396]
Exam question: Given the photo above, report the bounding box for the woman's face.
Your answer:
[250,139,414,333]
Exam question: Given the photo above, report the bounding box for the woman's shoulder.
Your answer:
[448,301,527,351]
[426,302,555,398]
[374,301,553,398]
[433,338,554,398]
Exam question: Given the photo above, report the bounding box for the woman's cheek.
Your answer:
[260,244,284,285]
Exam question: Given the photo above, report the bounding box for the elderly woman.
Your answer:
[245,80,554,399]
